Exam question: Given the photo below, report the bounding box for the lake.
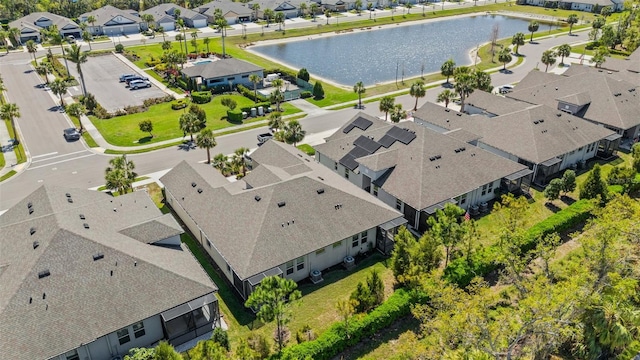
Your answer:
[251,15,538,86]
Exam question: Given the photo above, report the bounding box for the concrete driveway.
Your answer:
[67,54,167,113]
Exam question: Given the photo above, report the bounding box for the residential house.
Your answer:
[195,0,255,25]
[79,5,144,36]
[247,0,302,19]
[142,4,208,31]
[8,12,81,43]
[0,186,219,360]
[505,69,640,145]
[562,47,640,85]
[522,0,620,11]
[181,58,264,90]
[161,140,404,300]
[314,113,529,232]
[413,101,617,185]
[322,0,348,11]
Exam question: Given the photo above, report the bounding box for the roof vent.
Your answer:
[539,119,544,123]
[255,195,261,202]
[93,253,104,261]
[455,149,460,153]
[29,297,32,304]
[429,156,436,161]
[38,270,50,279]
[445,108,450,112]
[67,198,73,203]
[33,241,39,249]
[191,182,197,187]
[277,201,286,208]
[533,120,539,124]
[113,208,117,212]
[556,113,562,117]
[27,202,33,209]
[79,214,85,220]
[318,176,324,181]
[43,292,46,299]
[65,193,71,198]
[29,208,34,215]
[83,223,90,229]
[317,188,325,194]
[30,227,36,235]
[456,113,462,116]
[435,165,441,169]
[197,188,203,194]
[435,155,441,160]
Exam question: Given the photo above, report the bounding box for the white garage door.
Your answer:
[159,21,175,31]
[192,19,208,28]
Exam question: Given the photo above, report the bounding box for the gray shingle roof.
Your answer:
[507,70,640,131]
[161,141,401,280]
[142,4,207,22]
[315,113,527,211]
[80,5,142,26]
[195,0,254,17]
[9,12,80,33]
[118,213,184,244]
[181,58,263,79]
[463,90,532,116]
[0,186,216,360]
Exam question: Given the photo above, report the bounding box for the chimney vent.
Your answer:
[27,202,33,209]
[65,193,71,198]
[33,241,39,249]
[191,182,197,187]
[30,227,36,235]
[316,188,325,194]
[38,270,50,279]
[79,214,85,220]
[255,195,261,202]
[67,198,73,203]
[277,201,286,208]
[197,188,203,194]
[83,223,90,229]
[93,253,104,261]
[29,208,34,215]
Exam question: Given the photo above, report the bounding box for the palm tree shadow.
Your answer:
[177,141,196,151]
[23,70,33,74]
[441,82,453,89]
[138,136,153,144]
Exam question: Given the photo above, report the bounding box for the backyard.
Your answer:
[89,95,301,146]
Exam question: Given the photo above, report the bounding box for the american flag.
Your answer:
[464,212,471,221]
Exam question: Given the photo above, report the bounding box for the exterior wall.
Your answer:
[157,20,176,31]
[203,70,264,89]
[359,164,392,182]
[464,104,499,117]
[155,234,181,246]
[371,185,397,210]
[624,125,639,140]
[316,151,364,187]
[557,101,584,115]
[191,18,208,28]
[558,141,598,170]
[412,117,450,133]
[570,2,593,11]
[476,141,520,162]
[101,24,141,35]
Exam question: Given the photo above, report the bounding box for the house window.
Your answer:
[316,247,325,255]
[395,199,402,211]
[296,257,305,271]
[481,184,488,196]
[242,74,249,78]
[373,185,379,197]
[117,328,131,345]
[487,182,494,194]
[133,321,145,338]
[333,240,342,248]
[352,235,359,248]
[344,168,349,179]
[286,260,294,275]
[360,231,368,245]
[456,193,467,205]
[334,162,338,170]
[65,350,80,360]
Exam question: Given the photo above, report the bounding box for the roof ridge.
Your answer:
[242,186,275,276]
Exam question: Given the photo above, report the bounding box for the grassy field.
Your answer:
[89,95,301,146]
[68,115,100,147]
[5,120,27,164]
[568,43,630,60]
[0,170,17,182]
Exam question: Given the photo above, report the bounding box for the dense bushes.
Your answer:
[171,100,188,110]
[278,289,417,360]
[300,91,312,99]
[115,44,124,53]
[237,84,268,102]
[191,91,212,104]
[227,110,243,122]
[444,199,594,287]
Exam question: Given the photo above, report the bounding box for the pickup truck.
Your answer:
[257,132,273,144]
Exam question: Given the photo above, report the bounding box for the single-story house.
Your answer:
[0,186,219,360]
[247,0,301,19]
[522,0,620,11]
[142,4,208,30]
[161,140,404,300]
[181,58,264,90]
[8,12,81,43]
[195,0,255,25]
[79,5,145,36]
[314,113,529,232]
[505,69,640,145]
[413,101,617,185]
[322,0,348,11]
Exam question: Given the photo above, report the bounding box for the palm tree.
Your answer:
[556,44,571,65]
[249,74,262,103]
[0,29,9,53]
[325,10,331,25]
[528,21,539,42]
[87,15,97,33]
[409,80,425,111]
[264,9,275,27]
[179,112,205,142]
[50,30,71,77]
[441,58,456,83]
[177,18,188,55]
[567,14,579,35]
[26,40,37,62]
[232,147,250,175]
[353,81,366,109]
[252,3,260,21]
[271,79,284,111]
[1,103,21,145]
[268,112,284,131]
[355,0,363,13]
[203,37,210,53]
[82,30,93,50]
[50,79,68,107]
[368,3,374,19]
[498,47,512,70]
[216,18,228,57]
[105,155,137,195]
[212,153,229,174]
[162,40,172,51]
[389,104,406,123]
[436,89,457,108]
[66,102,86,131]
[379,95,395,121]
[300,2,308,17]
[454,70,475,113]
[472,70,492,92]
[541,50,556,72]
[274,12,285,32]
[511,32,525,55]
[310,3,319,21]
[8,27,21,46]
[284,120,305,146]
[66,44,88,96]
[196,128,217,164]
[35,63,52,85]
[141,14,154,31]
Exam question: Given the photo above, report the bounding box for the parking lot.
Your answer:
[67,54,167,113]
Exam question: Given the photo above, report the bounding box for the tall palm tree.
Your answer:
[179,112,204,141]
[0,29,9,53]
[196,128,217,164]
[49,29,71,77]
[300,2,307,17]
[86,15,97,33]
[454,71,475,113]
[353,81,366,109]
[66,102,86,131]
[541,50,556,72]
[409,80,425,111]
[8,27,21,46]
[50,79,68,107]
[141,14,154,31]
[203,37,210,53]
[232,147,250,175]
[82,30,93,50]
[270,79,284,111]
[249,74,262,103]
[212,153,229,174]
[105,155,137,194]
[274,12,285,32]
[556,44,571,65]
[511,32,525,55]
[252,3,260,21]
[528,21,539,42]
[66,44,88,96]
[264,9,275,27]
[436,89,457,108]
[0,103,21,145]
[379,95,394,121]
[389,104,406,123]
[268,112,284,131]
[35,63,52,85]
[177,18,188,55]
[498,47,512,70]
[441,58,456,84]
[26,40,37,62]
[284,120,305,146]
[567,14,579,35]
[216,18,228,57]
[310,3,318,21]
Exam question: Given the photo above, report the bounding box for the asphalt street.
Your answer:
[0,17,589,212]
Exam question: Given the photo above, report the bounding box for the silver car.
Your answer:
[129,80,151,90]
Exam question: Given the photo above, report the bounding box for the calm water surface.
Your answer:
[252,15,535,86]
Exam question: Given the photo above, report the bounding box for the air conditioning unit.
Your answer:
[310,270,323,284]
[343,256,355,270]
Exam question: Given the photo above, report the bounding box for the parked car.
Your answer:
[257,132,273,145]
[499,84,515,94]
[125,75,149,85]
[63,128,81,141]
[66,35,76,44]
[119,74,137,82]
[129,80,152,90]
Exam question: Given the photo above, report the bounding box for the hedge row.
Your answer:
[227,110,243,122]
[444,199,594,287]
[278,288,417,360]
[191,91,212,104]
[237,84,268,103]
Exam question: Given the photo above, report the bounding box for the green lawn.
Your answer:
[68,115,99,148]
[5,120,26,164]
[567,43,630,60]
[296,143,316,156]
[0,149,4,168]
[89,95,300,146]
[0,170,17,182]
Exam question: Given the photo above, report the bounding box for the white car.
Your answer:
[499,84,515,94]
[129,80,151,90]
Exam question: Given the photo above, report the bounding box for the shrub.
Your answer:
[313,81,325,99]
[177,77,189,91]
[211,328,230,351]
[123,105,145,114]
[143,95,174,107]
[227,109,243,122]
[189,104,206,122]
[171,100,188,110]
[300,91,312,99]
[237,83,269,102]
[115,44,124,53]
[297,68,310,82]
[191,91,212,104]
[145,56,161,67]
[93,104,111,119]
